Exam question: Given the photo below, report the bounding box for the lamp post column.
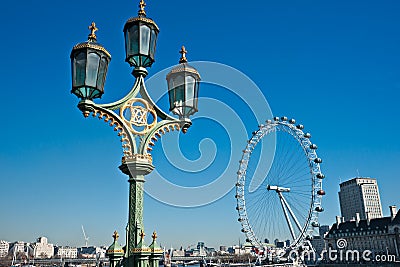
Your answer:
[70,4,201,267]
[119,158,154,265]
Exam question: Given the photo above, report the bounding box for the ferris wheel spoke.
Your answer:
[276,134,303,176]
[286,194,311,221]
[275,142,294,185]
[289,190,312,196]
[283,165,310,184]
[278,147,303,179]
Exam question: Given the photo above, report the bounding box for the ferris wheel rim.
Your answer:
[236,117,324,249]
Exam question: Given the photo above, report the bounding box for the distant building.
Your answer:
[171,249,184,257]
[205,247,215,255]
[274,239,290,248]
[227,245,247,255]
[78,246,106,258]
[319,225,330,237]
[33,237,54,258]
[196,242,206,256]
[338,177,383,221]
[55,246,78,258]
[310,236,325,255]
[219,246,227,252]
[325,206,400,258]
[9,241,26,255]
[0,241,9,258]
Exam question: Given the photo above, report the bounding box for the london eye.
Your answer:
[236,117,325,249]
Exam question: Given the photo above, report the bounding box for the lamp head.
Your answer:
[166,46,200,122]
[70,22,111,101]
[123,0,159,75]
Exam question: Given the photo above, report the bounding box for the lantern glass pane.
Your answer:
[86,52,100,87]
[97,57,108,90]
[185,75,195,106]
[150,29,157,58]
[74,51,86,87]
[175,85,185,106]
[168,79,175,110]
[139,25,150,55]
[195,80,200,108]
[174,74,185,104]
[127,24,139,55]
[184,107,193,115]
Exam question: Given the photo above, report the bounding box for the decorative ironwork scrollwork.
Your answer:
[120,98,157,135]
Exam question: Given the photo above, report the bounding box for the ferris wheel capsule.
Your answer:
[281,116,288,121]
[311,222,320,227]
[273,116,280,121]
[314,158,323,164]
[304,133,311,138]
[316,173,325,179]
[305,235,313,241]
[315,206,324,212]
[289,119,296,124]
[310,144,318,150]
[296,124,304,130]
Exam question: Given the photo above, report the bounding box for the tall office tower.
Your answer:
[338,177,383,221]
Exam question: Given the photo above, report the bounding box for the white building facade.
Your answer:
[55,247,78,258]
[33,237,54,258]
[338,177,382,221]
[325,206,400,260]
[0,240,9,257]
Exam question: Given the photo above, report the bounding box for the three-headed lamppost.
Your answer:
[69,1,200,267]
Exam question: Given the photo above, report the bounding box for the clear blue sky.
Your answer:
[0,0,400,250]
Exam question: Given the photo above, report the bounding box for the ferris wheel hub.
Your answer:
[267,184,291,192]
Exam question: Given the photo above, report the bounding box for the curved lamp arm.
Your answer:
[77,76,191,163]
[139,120,184,155]
[78,99,138,160]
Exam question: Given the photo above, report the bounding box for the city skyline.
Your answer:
[1,0,400,250]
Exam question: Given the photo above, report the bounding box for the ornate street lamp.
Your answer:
[69,2,200,267]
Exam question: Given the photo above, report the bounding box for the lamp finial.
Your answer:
[88,22,98,41]
[152,231,158,240]
[112,231,119,241]
[179,46,188,64]
[138,0,146,17]
[140,230,146,240]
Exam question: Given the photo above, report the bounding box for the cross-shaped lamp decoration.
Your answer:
[88,22,98,41]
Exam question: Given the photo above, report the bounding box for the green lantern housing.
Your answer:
[70,22,111,100]
[166,46,200,120]
[123,0,159,72]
